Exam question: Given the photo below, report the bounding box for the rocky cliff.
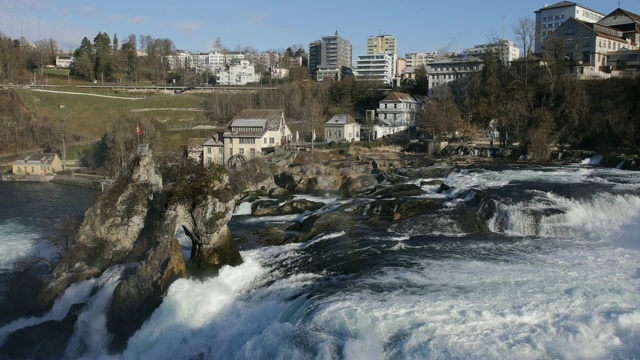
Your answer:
[32,150,242,354]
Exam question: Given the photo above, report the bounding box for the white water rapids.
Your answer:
[1,163,639,359]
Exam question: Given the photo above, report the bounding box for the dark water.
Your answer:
[0,182,98,307]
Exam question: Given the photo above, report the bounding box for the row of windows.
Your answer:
[543,14,565,21]
[239,138,256,144]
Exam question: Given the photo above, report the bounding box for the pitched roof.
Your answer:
[12,152,58,165]
[537,1,576,11]
[535,1,603,16]
[381,92,417,103]
[603,8,640,24]
[326,114,357,125]
[203,136,223,146]
[188,137,207,149]
[230,109,283,131]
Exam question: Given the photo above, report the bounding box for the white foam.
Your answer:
[0,220,40,270]
[490,192,640,238]
[122,251,322,359]
[0,265,124,345]
[233,201,253,216]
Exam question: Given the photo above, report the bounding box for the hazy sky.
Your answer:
[0,0,629,55]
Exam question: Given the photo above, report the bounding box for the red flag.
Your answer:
[136,123,141,136]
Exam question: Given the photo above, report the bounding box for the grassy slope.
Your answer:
[17,88,214,137]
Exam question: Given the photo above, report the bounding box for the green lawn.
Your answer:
[17,88,212,137]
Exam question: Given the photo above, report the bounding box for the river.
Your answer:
[1,161,639,359]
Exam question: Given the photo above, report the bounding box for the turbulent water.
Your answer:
[1,162,640,359]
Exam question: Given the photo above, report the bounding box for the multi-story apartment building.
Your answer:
[216,60,261,86]
[367,34,397,55]
[535,1,605,53]
[308,31,353,80]
[165,51,280,76]
[462,40,521,63]
[355,53,397,84]
[405,52,438,68]
[427,57,484,100]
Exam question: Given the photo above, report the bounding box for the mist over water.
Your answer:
[1,165,640,359]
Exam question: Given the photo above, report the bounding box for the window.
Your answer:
[207,158,212,165]
[566,39,575,49]
[582,37,590,47]
[239,148,244,155]
[250,148,256,158]
[230,149,233,156]
[270,138,274,144]
[337,130,342,138]
[31,167,34,173]
[327,130,331,138]
[263,137,267,144]
[566,27,574,35]
[218,148,223,154]
[207,147,211,154]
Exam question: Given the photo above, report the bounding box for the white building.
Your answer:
[55,55,75,68]
[222,109,292,163]
[362,92,421,140]
[325,114,360,142]
[427,57,484,100]
[355,53,397,84]
[462,40,521,63]
[535,1,605,53]
[202,135,225,166]
[216,60,261,86]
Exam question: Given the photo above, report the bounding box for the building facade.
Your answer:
[325,114,361,142]
[222,109,292,164]
[376,92,420,128]
[355,53,397,84]
[367,34,397,55]
[427,57,484,100]
[216,60,261,86]
[202,135,225,166]
[405,52,437,68]
[308,31,353,80]
[12,152,62,175]
[551,16,638,78]
[535,1,605,53]
[462,40,521,63]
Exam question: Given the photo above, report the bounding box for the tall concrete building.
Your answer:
[535,1,605,53]
[367,34,397,55]
[308,31,353,80]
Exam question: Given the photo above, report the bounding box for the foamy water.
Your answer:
[0,220,40,271]
[2,166,640,359]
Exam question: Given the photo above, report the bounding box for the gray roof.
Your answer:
[203,136,223,146]
[12,152,58,165]
[326,114,357,125]
[230,109,283,131]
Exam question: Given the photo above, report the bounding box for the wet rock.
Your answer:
[0,303,84,359]
[253,199,325,216]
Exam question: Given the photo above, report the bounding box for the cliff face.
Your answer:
[37,150,242,352]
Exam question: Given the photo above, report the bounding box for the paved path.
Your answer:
[30,88,145,100]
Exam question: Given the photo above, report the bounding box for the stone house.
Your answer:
[222,109,292,163]
[202,134,225,166]
[12,152,62,175]
[325,114,360,142]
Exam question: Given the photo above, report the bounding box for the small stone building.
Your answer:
[12,152,62,175]
[325,114,360,142]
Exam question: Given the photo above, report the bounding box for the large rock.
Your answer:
[32,151,242,353]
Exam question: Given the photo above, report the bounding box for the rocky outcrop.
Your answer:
[33,150,242,353]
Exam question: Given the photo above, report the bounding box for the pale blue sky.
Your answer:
[0,0,629,56]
